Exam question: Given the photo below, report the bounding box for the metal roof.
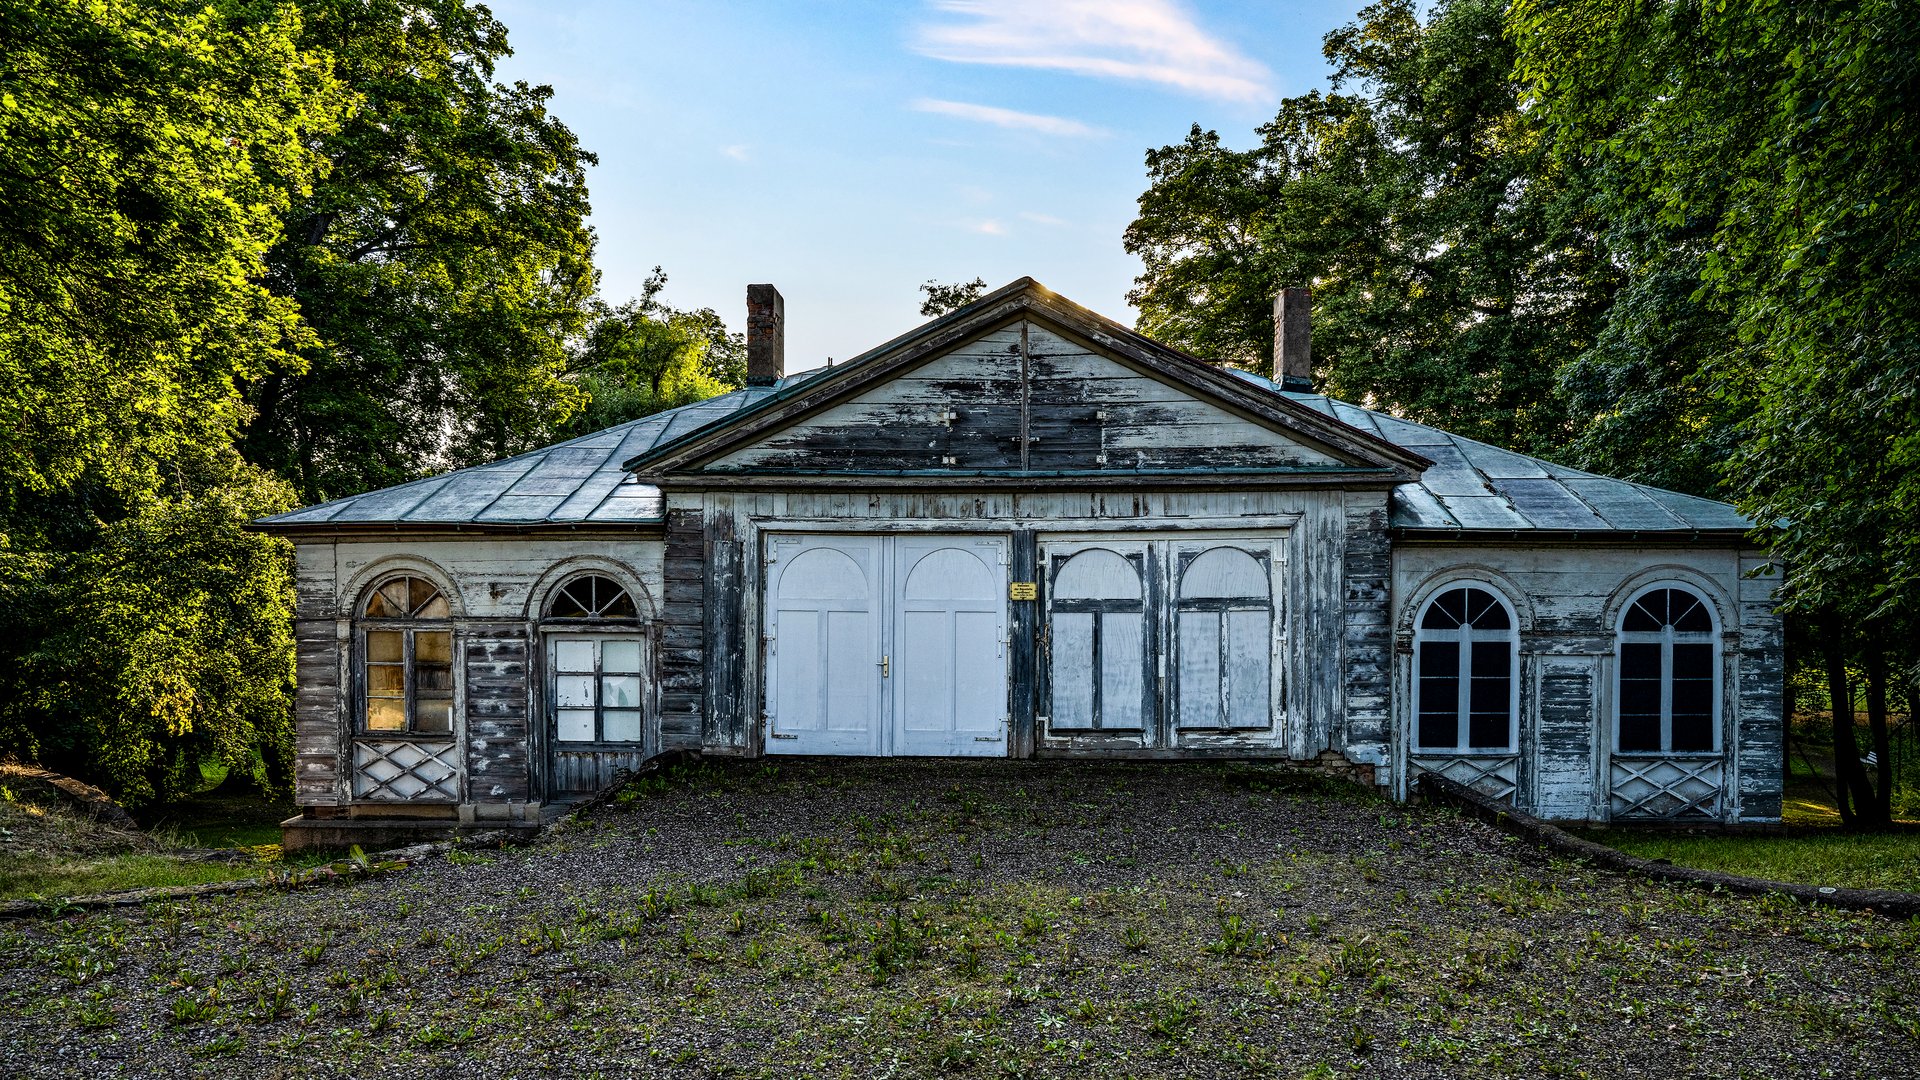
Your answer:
[1250,375,1752,533]
[257,362,1750,536]
[253,386,784,529]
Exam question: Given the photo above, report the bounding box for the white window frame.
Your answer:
[1411,584,1520,755]
[1613,583,1721,756]
[541,574,650,748]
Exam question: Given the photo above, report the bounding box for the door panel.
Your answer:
[764,533,1008,756]
[546,633,652,796]
[891,535,1008,756]
[767,537,883,754]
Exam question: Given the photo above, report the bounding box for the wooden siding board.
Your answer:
[292,617,343,806]
[464,634,530,803]
[1533,660,1598,820]
[659,509,707,747]
[1341,495,1391,762]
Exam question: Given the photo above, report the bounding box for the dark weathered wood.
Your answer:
[703,513,745,750]
[1009,528,1038,758]
[658,509,706,749]
[464,634,529,802]
[1341,496,1392,761]
[293,618,343,804]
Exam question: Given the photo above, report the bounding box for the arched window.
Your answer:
[1048,548,1146,730]
[1414,585,1516,753]
[359,575,453,734]
[545,574,639,620]
[1617,587,1717,753]
[543,576,646,746]
[1175,546,1273,730]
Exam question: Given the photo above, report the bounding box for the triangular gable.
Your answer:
[626,279,1430,487]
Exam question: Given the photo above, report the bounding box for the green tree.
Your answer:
[240,0,598,504]
[557,268,744,438]
[0,0,343,803]
[1512,0,1920,824]
[918,277,986,318]
[1126,0,1617,456]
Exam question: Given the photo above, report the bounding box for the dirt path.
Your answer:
[2,759,1916,1078]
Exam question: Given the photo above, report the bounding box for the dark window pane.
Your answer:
[1619,642,1662,750]
[1670,707,1713,751]
[1418,640,1460,748]
[1470,594,1510,629]
[1623,598,1661,631]
[1418,702,1457,749]
[1672,642,1711,681]
[1618,706,1660,752]
[1469,675,1508,717]
[1620,641,1661,682]
[1470,643,1510,679]
[1670,591,1712,631]
[1421,591,1458,629]
[1469,710,1510,749]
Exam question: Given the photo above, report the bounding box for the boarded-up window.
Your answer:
[1048,548,1146,730]
[1617,587,1717,753]
[359,576,453,734]
[1414,586,1515,752]
[1174,547,1272,729]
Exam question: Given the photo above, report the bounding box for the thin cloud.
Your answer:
[966,219,1010,236]
[1019,211,1069,226]
[913,0,1273,103]
[912,98,1106,138]
[720,144,751,162]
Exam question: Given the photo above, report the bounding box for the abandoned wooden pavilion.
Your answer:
[255,279,1784,848]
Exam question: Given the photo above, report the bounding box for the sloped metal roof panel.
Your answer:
[254,386,776,529]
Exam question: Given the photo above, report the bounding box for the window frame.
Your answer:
[540,574,650,748]
[1170,544,1275,731]
[1411,583,1520,755]
[355,575,456,738]
[1044,545,1151,732]
[1613,583,1722,756]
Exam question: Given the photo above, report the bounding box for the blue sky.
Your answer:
[489,0,1367,371]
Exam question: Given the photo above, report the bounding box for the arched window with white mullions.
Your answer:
[543,575,648,748]
[1414,585,1518,753]
[1616,586,1719,754]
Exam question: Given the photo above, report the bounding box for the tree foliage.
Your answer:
[1126,0,1618,456]
[0,0,343,803]
[1513,0,1920,823]
[239,0,599,504]
[919,277,987,318]
[557,268,744,438]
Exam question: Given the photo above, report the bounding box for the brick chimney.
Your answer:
[746,284,784,387]
[1274,287,1313,392]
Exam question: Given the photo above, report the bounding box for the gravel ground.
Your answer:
[1,758,1916,1079]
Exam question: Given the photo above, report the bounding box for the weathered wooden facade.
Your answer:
[258,279,1783,847]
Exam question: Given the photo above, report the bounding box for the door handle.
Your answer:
[880,654,890,678]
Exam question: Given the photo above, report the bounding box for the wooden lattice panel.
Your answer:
[1609,757,1723,819]
[352,740,460,801]
[1411,754,1520,805]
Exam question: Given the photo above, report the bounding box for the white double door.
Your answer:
[765,533,1009,756]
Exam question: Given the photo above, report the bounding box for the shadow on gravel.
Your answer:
[3,758,1917,1079]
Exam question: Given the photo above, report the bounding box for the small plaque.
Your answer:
[1009,582,1037,601]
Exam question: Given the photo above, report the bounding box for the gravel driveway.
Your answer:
[2,758,1915,1078]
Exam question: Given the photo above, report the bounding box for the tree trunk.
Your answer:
[1865,647,1894,827]
[1822,629,1874,828]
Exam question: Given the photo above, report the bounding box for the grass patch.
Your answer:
[0,852,276,901]
[1582,828,1920,891]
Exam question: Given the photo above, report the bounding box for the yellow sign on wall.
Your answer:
[1008,582,1037,601]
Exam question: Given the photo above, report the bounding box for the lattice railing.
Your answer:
[1410,754,1520,805]
[352,740,460,801]
[1609,757,1722,819]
